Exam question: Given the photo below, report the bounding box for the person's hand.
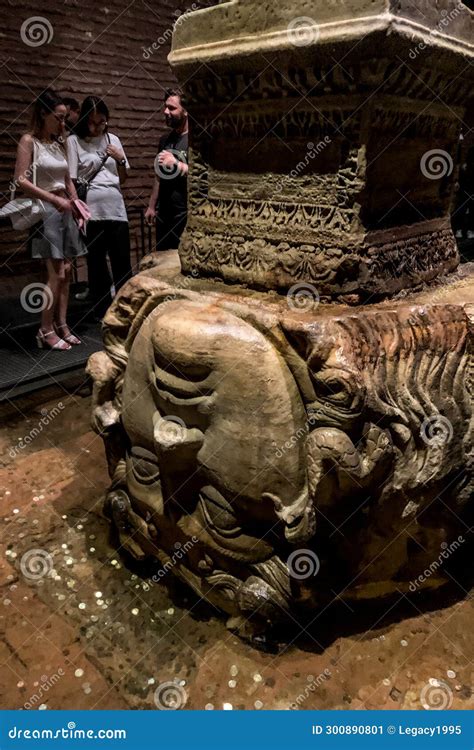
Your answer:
[106,144,126,162]
[158,150,177,169]
[52,195,72,213]
[145,206,156,225]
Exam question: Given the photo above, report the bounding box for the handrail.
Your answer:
[127,205,155,258]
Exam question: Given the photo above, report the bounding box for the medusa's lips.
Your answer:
[153,363,215,409]
[198,485,241,538]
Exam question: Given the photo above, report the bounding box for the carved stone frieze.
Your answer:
[179,222,459,298]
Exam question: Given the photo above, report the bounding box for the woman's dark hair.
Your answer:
[63,97,80,112]
[76,96,109,139]
[30,88,64,139]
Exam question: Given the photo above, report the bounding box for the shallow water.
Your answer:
[0,388,472,711]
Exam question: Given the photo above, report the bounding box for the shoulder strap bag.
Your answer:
[0,139,46,231]
[76,133,111,202]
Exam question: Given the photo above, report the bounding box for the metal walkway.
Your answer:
[0,291,103,402]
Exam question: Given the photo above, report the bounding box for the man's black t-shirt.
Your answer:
[156,130,188,217]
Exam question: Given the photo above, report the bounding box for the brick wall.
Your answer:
[0,0,197,293]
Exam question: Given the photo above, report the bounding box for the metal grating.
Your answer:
[0,323,103,402]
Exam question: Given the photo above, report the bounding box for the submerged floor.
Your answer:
[0,386,472,711]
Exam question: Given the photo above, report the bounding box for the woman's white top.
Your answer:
[67,133,129,222]
[34,138,68,192]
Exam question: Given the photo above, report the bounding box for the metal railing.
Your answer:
[128,205,155,260]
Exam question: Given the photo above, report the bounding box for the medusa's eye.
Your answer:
[128,447,160,485]
[314,375,353,405]
[310,368,363,412]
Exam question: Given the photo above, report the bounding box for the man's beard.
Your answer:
[166,113,185,129]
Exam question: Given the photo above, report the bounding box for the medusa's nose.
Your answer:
[152,413,204,453]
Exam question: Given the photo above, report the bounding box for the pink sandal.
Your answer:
[54,323,82,346]
[36,329,71,351]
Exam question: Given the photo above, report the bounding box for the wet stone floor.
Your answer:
[0,385,472,712]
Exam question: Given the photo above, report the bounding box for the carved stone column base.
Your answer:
[87,264,473,633]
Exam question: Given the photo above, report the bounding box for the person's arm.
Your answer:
[145,176,160,224]
[65,171,78,201]
[14,134,71,212]
[106,137,128,185]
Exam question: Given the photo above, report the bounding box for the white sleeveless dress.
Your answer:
[29,138,87,260]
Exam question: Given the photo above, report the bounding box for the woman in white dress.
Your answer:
[68,96,132,319]
[14,88,86,350]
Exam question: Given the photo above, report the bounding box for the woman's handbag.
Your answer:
[0,140,46,230]
[71,199,92,235]
[76,133,111,202]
